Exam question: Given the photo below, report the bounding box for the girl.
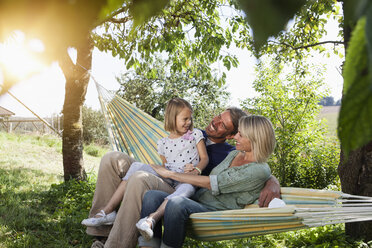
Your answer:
[81,98,208,231]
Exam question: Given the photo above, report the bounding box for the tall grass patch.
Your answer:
[84,143,108,157]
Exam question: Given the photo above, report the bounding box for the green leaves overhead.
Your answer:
[129,0,169,27]
[343,0,362,27]
[94,0,244,90]
[98,0,125,21]
[338,0,372,156]
[235,0,306,51]
[367,2,372,94]
[0,0,106,54]
[339,17,372,156]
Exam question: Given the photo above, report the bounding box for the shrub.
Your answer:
[84,143,108,157]
[82,105,109,145]
[293,138,340,189]
[241,59,340,189]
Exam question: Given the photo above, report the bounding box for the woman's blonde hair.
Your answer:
[239,115,276,163]
[164,98,193,132]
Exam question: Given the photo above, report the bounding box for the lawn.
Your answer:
[0,131,369,247]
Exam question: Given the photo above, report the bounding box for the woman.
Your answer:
[139,115,276,248]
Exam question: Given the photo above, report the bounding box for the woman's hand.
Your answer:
[150,164,173,178]
[185,169,200,175]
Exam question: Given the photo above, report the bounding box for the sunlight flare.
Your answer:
[0,31,46,83]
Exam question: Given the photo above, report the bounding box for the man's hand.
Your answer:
[258,176,281,207]
[184,163,194,173]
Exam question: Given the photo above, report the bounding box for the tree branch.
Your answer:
[94,6,130,27]
[108,16,131,24]
[272,40,344,50]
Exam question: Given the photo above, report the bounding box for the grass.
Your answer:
[184,225,372,248]
[0,131,371,247]
[0,132,102,247]
[0,167,95,247]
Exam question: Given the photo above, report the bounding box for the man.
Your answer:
[86,107,280,248]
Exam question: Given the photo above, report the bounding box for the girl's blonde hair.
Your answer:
[164,98,193,132]
[239,115,276,163]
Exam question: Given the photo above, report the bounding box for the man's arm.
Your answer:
[258,175,281,207]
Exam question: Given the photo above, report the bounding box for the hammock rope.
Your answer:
[93,79,372,241]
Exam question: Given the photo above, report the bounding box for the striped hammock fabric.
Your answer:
[95,82,168,165]
[94,81,372,241]
[188,187,372,241]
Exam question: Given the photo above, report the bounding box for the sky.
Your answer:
[0,16,344,118]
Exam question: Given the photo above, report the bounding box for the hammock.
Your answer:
[94,81,372,241]
[188,187,372,241]
[95,82,168,165]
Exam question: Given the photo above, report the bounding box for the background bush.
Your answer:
[82,105,109,145]
[241,59,340,189]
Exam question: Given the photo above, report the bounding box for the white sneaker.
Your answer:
[81,210,117,227]
[136,217,154,240]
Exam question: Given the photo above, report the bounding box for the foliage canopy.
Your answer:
[115,55,229,129]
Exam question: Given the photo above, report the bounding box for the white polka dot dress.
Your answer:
[157,129,204,173]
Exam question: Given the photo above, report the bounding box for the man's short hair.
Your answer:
[226,107,248,135]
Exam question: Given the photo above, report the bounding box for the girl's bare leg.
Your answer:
[95,180,127,217]
[146,199,168,226]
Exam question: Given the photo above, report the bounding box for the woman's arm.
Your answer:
[150,164,212,189]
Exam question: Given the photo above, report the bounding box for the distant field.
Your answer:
[319,106,340,137]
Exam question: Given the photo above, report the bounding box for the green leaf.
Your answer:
[98,0,124,21]
[339,17,372,155]
[126,57,135,69]
[129,0,169,27]
[223,57,231,70]
[367,1,372,94]
[343,17,368,94]
[236,0,306,51]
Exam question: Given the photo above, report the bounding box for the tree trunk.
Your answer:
[339,142,372,240]
[338,0,372,240]
[60,35,94,181]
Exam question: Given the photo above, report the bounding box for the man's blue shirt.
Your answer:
[201,130,235,176]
